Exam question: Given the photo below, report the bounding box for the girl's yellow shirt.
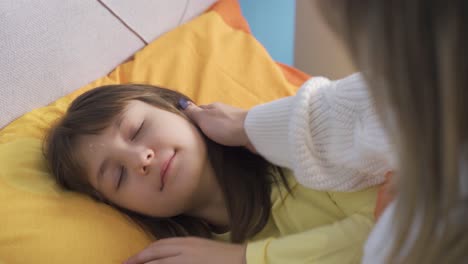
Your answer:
[215,170,378,264]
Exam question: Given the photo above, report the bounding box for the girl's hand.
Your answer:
[124,237,246,264]
[180,99,256,152]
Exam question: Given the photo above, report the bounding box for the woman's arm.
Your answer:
[245,73,396,191]
[182,73,395,191]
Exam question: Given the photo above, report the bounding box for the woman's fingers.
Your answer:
[178,99,252,150]
[198,104,215,109]
[180,100,205,123]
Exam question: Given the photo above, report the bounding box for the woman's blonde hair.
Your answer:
[319,0,468,263]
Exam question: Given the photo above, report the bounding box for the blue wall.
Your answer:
[239,0,296,65]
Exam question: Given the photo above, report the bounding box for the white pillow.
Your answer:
[0,0,216,129]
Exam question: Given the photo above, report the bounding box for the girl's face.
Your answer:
[76,100,214,217]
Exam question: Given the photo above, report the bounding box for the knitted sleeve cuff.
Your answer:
[244,95,295,168]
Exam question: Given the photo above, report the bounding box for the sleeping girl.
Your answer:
[45,84,378,264]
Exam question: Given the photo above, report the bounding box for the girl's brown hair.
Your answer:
[44,84,289,243]
[319,0,468,263]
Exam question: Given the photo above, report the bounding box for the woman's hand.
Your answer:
[179,99,256,152]
[124,237,246,264]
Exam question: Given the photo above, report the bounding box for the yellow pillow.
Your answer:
[0,2,308,263]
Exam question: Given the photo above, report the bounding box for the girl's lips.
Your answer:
[160,152,175,191]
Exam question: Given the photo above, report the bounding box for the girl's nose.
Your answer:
[138,149,154,176]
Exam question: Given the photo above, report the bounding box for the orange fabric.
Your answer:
[276,62,311,87]
[210,0,310,87]
[209,0,251,34]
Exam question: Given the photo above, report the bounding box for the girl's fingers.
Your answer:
[181,102,204,123]
[145,256,181,264]
[124,242,181,264]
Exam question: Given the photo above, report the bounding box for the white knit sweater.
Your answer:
[245,73,396,192]
[244,73,398,263]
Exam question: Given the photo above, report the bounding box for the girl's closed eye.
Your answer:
[131,120,145,141]
[117,166,127,190]
[117,120,144,190]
